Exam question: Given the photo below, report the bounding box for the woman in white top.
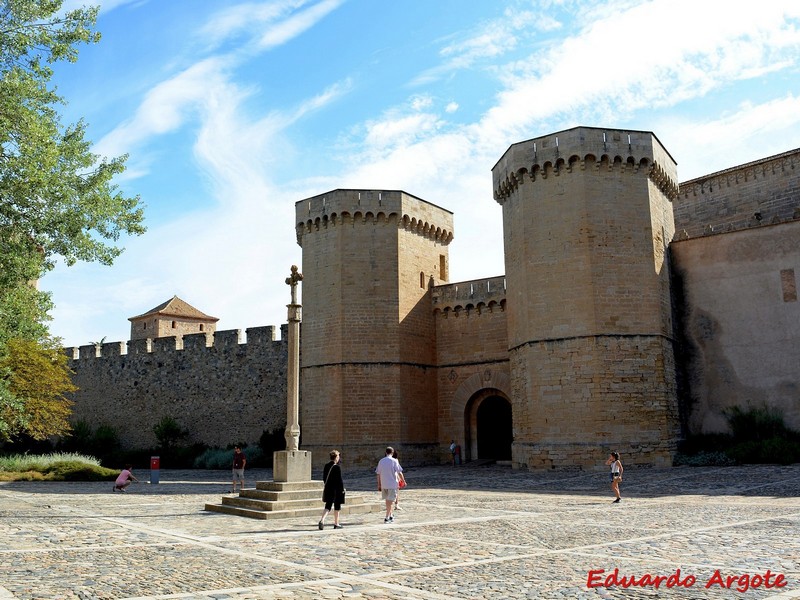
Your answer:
[605,452,623,503]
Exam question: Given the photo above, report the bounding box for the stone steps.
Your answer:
[204,479,382,520]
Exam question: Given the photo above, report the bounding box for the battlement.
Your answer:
[64,325,286,361]
[432,276,507,314]
[674,147,800,240]
[492,126,678,202]
[295,189,454,246]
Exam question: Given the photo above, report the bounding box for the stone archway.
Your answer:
[450,370,512,463]
[465,390,513,461]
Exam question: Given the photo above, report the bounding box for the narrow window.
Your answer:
[171,320,177,328]
[439,254,448,280]
[781,269,797,302]
[420,272,425,288]
[199,324,204,332]
[142,322,147,330]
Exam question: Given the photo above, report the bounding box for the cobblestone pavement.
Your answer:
[1,464,798,599]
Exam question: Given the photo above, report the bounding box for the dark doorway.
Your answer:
[476,395,512,460]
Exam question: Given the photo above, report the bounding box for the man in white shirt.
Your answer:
[375,446,403,523]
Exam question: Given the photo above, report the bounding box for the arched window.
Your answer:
[171,320,177,328]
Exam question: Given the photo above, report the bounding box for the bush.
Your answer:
[194,447,232,469]
[56,421,120,464]
[676,406,800,466]
[727,437,800,465]
[153,416,188,452]
[193,445,264,469]
[258,428,285,467]
[0,452,117,481]
[725,406,790,442]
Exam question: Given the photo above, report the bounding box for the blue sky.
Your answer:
[44,0,800,347]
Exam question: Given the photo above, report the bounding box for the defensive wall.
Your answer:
[671,147,800,434]
[432,275,511,462]
[62,134,800,470]
[64,326,288,451]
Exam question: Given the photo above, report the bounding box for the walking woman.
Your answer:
[319,450,345,529]
[605,451,623,503]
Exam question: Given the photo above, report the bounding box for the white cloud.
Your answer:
[94,57,234,161]
[258,0,344,50]
[476,0,800,145]
[656,94,800,181]
[44,0,800,348]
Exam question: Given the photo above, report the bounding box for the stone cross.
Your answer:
[285,265,303,305]
[284,265,303,452]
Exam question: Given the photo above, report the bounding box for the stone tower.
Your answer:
[295,190,453,465]
[492,127,680,468]
[128,296,218,342]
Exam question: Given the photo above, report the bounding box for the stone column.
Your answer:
[274,265,312,481]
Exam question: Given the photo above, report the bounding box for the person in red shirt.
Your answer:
[231,446,246,493]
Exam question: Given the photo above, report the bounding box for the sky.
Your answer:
[43,0,800,348]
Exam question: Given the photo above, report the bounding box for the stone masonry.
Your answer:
[66,326,287,450]
[65,127,800,470]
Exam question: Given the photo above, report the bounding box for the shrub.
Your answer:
[725,406,790,442]
[0,452,116,481]
[258,428,285,467]
[193,445,264,469]
[194,447,232,469]
[153,416,188,452]
[62,420,93,451]
[727,437,800,465]
[676,406,800,466]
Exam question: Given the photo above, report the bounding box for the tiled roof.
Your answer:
[128,296,219,322]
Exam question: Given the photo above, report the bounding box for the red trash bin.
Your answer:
[150,456,160,484]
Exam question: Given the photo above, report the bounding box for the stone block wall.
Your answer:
[510,335,679,469]
[296,189,453,467]
[65,326,288,451]
[433,285,511,462]
[674,149,800,238]
[671,220,800,433]
[493,127,680,469]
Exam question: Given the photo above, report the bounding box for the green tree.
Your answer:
[0,0,146,440]
[153,416,188,453]
[0,337,76,439]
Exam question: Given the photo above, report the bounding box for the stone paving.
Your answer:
[0,463,798,599]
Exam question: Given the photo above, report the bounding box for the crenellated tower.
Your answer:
[492,126,681,468]
[295,189,454,466]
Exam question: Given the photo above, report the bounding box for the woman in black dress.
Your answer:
[319,449,345,529]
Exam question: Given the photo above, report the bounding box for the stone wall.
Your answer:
[671,220,800,433]
[671,147,800,434]
[296,189,454,467]
[433,278,510,463]
[65,326,288,450]
[674,149,800,239]
[493,127,680,469]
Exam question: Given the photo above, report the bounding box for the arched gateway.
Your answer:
[452,371,513,463]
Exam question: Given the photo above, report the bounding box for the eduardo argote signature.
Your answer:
[587,568,788,593]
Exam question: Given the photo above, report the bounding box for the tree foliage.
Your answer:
[1,0,146,275]
[0,0,146,441]
[0,338,76,439]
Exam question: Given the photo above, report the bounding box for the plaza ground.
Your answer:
[0,463,798,599]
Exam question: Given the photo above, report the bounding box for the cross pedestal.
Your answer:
[273,450,312,482]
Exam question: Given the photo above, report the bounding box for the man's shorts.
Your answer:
[233,468,245,481]
[381,488,398,502]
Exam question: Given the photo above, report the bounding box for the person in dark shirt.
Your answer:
[231,446,246,493]
[319,450,345,530]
